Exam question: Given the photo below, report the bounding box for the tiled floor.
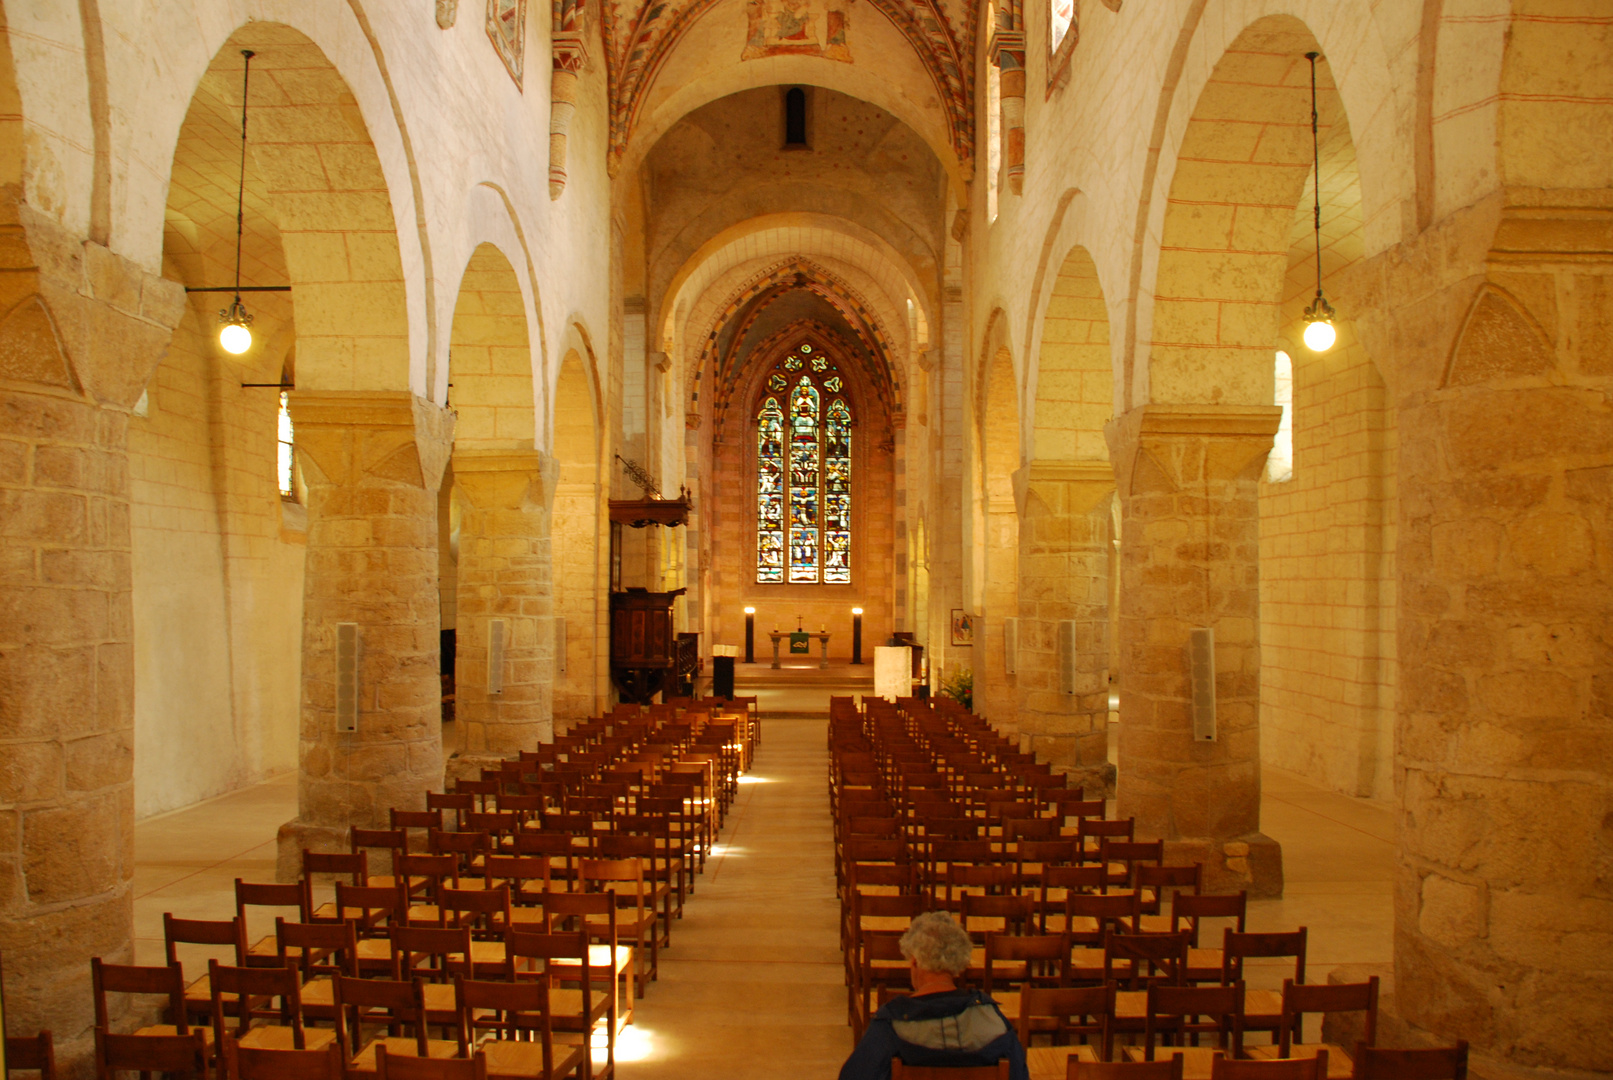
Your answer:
[132,714,1395,1075]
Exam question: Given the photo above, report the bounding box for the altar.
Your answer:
[767,630,831,669]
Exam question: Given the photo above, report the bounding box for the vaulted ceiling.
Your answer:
[600,0,979,174]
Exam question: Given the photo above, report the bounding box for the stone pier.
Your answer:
[450,448,556,776]
[0,204,185,1070]
[1013,459,1114,795]
[276,392,453,878]
[1353,197,1613,1069]
[1107,404,1283,896]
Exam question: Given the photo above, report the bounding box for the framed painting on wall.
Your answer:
[950,609,974,646]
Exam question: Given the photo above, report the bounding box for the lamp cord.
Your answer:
[233,49,254,307]
[1307,51,1323,302]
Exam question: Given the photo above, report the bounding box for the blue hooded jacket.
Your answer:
[839,989,1031,1080]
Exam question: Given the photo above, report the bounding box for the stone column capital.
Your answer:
[288,390,454,490]
[0,202,186,408]
[1105,403,1281,497]
[1012,458,1115,517]
[450,447,557,512]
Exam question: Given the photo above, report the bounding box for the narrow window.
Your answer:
[784,87,808,147]
[1267,350,1294,483]
[986,7,1001,224]
[277,389,297,499]
[1050,0,1073,52]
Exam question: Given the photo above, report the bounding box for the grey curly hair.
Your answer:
[899,911,973,977]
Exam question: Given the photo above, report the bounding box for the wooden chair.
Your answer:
[1101,840,1164,891]
[960,893,1036,944]
[4,1031,56,1080]
[438,884,514,973]
[1210,1053,1328,1080]
[579,857,657,993]
[1124,982,1245,1073]
[1015,983,1109,1057]
[983,932,1072,1023]
[391,924,475,1018]
[236,880,312,966]
[350,828,417,893]
[1350,1042,1468,1080]
[503,928,612,1080]
[536,890,630,1029]
[889,1060,1008,1079]
[303,851,369,922]
[1221,929,1307,1042]
[397,853,464,925]
[452,977,587,1080]
[854,931,911,1039]
[331,976,459,1073]
[333,881,407,976]
[1171,893,1246,983]
[1077,817,1135,860]
[1135,865,1202,926]
[91,958,206,1042]
[426,793,474,833]
[164,914,249,1028]
[95,1029,208,1080]
[373,1045,486,1080]
[208,960,335,1052]
[1071,1056,1184,1080]
[223,1036,343,1080]
[275,918,359,1026]
[1040,866,1108,934]
[1247,978,1379,1078]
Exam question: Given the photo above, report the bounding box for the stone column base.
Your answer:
[1163,832,1283,898]
[445,752,521,788]
[275,819,352,884]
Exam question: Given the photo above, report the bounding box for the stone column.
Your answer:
[977,495,1018,731]
[276,392,453,878]
[1105,404,1283,896]
[451,449,556,775]
[1357,199,1613,1070]
[0,203,185,1068]
[1013,460,1115,794]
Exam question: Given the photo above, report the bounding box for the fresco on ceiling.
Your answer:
[487,0,525,86]
[742,0,852,62]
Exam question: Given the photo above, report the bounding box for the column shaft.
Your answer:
[276,392,452,877]
[451,449,555,769]
[0,203,185,1071]
[1014,460,1115,794]
[1106,404,1283,895]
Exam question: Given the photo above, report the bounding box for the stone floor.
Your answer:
[132,715,1394,1077]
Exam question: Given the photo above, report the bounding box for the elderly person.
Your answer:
[838,911,1030,1080]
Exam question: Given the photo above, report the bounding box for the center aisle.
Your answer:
[626,716,854,1077]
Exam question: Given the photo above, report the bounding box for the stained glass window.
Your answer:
[788,377,820,582]
[756,397,786,582]
[824,398,851,582]
[755,352,852,584]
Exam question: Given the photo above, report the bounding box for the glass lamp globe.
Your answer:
[1303,318,1336,352]
[219,321,253,355]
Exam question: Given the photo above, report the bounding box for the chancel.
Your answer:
[0,3,1608,1080]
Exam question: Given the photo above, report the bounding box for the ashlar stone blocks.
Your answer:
[0,199,185,1074]
[275,391,453,879]
[1013,459,1115,795]
[1107,403,1284,897]
[451,448,556,771]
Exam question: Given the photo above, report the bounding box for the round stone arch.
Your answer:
[972,310,1022,731]
[1128,1,1407,407]
[121,14,432,393]
[550,329,607,726]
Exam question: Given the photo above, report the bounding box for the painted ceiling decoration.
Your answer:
[695,259,902,424]
[601,0,977,175]
[714,318,895,439]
